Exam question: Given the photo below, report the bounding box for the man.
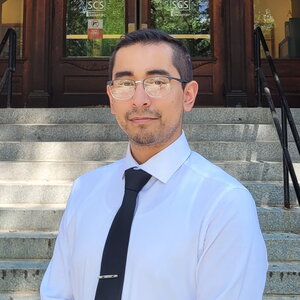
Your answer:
[40,29,268,300]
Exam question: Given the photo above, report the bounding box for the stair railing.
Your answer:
[0,28,16,108]
[254,26,300,208]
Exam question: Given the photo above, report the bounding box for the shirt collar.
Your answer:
[123,131,191,183]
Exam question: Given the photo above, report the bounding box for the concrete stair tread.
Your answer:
[0,203,65,209]
[0,205,298,232]
[0,108,277,124]
[0,180,71,185]
[0,229,297,239]
[0,292,40,300]
[0,140,298,162]
[0,258,299,271]
[0,259,299,296]
[0,259,48,269]
[0,231,298,262]
[268,261,300,272]
[0,203,298,211]
[0,230,57,237]
[264,297,300,300]
[0,123,292,142]
[2,107,300,124]
[263,232,300,239]
[0,179,288,185]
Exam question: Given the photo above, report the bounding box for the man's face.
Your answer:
[107,42,196,150]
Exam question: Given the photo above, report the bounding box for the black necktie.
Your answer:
[94,168,152,300]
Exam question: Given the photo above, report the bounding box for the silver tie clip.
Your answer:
[98,274,119,279]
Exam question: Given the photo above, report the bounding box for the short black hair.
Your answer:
[108,29,193,82]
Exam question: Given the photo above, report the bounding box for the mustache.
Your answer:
[125,108,161,119]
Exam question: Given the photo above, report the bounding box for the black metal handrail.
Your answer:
[254,26,300,208]
[0,28,16,108]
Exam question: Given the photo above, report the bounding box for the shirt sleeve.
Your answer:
[196,187,268,300]
[40,179,80,300]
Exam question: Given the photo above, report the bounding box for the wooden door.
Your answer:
[50,0,226,107]
[141,0,225,106]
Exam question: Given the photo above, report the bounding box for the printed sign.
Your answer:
[86,0,105,17]
[88,19,103,39]
[170,0,191,17]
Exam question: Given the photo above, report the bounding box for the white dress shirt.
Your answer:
[40,132,268,300]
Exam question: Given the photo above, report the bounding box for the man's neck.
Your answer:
[129,133,181,164]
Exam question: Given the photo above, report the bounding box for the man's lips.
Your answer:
[128,116,159,124]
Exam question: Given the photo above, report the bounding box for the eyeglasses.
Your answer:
[107,76,188,101]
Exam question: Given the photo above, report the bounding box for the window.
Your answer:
[0,0,24,58]
[150,0,211,58]
[254,0,300,58]
[66,0,125,57]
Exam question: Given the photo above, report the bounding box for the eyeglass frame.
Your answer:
[107,75,189,100]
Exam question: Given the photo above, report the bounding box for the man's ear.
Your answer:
[107,85,116,115]
[183,80,198,112]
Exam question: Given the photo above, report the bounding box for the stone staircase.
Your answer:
[0,107,299,300]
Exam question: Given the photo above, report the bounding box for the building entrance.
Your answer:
[1,0,276,107]
[50,0,226,107]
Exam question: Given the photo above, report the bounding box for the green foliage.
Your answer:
[151,0,211,57]
[66,0,124,56]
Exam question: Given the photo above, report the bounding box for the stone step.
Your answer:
[258,207,300,232]
[0,292,40,300]
[264,297,300,300]
[0,231,298,261]
[0,231,56,260]
[2,294,298,300]
[264,233,300,262]
[264,262,300,295]
[0,204,298,232]
[0,123,296,142]
[3,296,294,300]
[244,182,300,207]
[0,260,299,295]
[0,160,290,182]
[0,180,299,207]
[0,108,278,124]
[0,141,298,162]
[0,293,299,299]
[0,260,47,293]
[2,108,300,125]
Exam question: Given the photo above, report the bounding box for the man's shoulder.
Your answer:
[185,151,256,219]
[64,158,125,215]
[76,158,125,184]
[185,151,245,190]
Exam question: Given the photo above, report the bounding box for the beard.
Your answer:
[118,108,182,147]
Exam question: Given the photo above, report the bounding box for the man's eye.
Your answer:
[123,81,134,86]
[147,78,167,85]
[116,80,133,87]
[154,80,165,85]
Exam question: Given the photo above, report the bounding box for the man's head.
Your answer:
[109,29,193,82]
[107,29,198,163]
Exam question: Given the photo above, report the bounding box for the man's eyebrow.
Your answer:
[114,71,133,78]
[146,69,170,76]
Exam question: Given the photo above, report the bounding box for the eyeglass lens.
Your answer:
[110,77,171,100]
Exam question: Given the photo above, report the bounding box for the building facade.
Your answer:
[0,0,300,107]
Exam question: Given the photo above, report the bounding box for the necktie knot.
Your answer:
[124,168,152,192]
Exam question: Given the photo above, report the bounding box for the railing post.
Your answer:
[7,71,12,108]
[254,29,262,107]
[282,108,290,208]
[7,29,16,108]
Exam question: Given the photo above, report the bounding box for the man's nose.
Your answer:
[132,82,151,107]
